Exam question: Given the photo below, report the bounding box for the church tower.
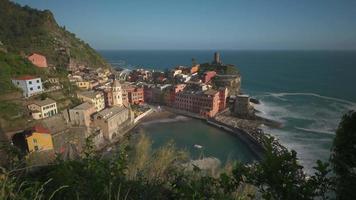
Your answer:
[112,79,123,106]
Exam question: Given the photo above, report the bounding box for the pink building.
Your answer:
[174,89,220,118]
[202,71,217,83]
[124,86,144,105]
[218,88,228,111]
[28,53,48,68]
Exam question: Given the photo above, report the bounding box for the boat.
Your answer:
[194,144,203,149]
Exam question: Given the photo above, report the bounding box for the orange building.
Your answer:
[202,71,217,83]
[28,53,48,68]
[190,64,199,74]
[25,125,53,152]
[123,85,144,105]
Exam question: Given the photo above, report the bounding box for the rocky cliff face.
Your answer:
[0,0,108,69]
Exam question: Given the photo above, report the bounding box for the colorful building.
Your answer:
[218,88,228,111]
[174,89,220,118]
[28,53,48,68]
[190,64,200,74]
[28,98,58,120]
[123,85,144,105]
[102,79,126,107]
[77,91,105,112]
[25,125,53,152]
[202,71,217,83]
[12,75,44,98]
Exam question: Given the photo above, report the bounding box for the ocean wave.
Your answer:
[294,127,335,135]
[141,115,189,125]
[268,92,356,106]
[252,91,354,173]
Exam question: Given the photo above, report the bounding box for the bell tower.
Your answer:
[112,79,123,106]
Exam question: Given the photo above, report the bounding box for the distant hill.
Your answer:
[0,0,108,69]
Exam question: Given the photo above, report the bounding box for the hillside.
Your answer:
[0,0,108,69]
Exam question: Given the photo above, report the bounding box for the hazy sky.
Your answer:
[14,0,356,50]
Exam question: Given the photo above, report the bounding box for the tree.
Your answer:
[331,110,356,200]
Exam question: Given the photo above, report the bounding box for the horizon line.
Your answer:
[96,49,356,51]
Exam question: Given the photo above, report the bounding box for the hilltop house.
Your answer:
[28,98,58,120]
[23,125,54,152]
[28,53,48,68]
[12,75,44,98]
[77,91,105,112]
[10,125,55,154]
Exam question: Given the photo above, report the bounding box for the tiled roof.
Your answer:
[30,98,56,107]
[32,124,50,134]
[72,102,95,110]
[13,75,38,80]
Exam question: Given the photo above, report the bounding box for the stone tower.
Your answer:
[112,79,123,106]
[213,52,221,64]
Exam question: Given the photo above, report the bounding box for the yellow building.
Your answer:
[76,81,91,90]
[26,125,54,152]
[77,90,105,112]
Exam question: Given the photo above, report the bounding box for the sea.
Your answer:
[99,50,356,172]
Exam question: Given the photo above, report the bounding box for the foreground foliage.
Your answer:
[3,110,356,199]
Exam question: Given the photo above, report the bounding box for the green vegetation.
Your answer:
[331,111,356,200]
[0,0,108,69]
[0,100,23,120]
[199,63,239,75]
[1,129,340,199]
[0,51,44,94]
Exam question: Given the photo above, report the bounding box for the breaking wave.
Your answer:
[141,115,189,125]
[253,92,356,173]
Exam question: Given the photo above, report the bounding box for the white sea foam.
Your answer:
[253,91,356,173]
[141,115,189,126]
[269,92,356,106]
[294,127,335,135]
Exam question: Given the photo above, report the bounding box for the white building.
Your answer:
[12,75,44,98]
[28,98,58,120]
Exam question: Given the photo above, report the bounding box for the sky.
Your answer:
[13,0,356,50]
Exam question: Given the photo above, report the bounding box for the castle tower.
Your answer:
[112,79,123,106]
[213,52,221,64]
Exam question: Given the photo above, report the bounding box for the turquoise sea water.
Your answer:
[99,50,356,172]
[135,116,257,164]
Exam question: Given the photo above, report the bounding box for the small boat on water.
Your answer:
[194,144,203,149]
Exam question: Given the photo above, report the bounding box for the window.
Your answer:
[36,80,39,83]
[17,82,19,85]
[37,86,41,89]
[30,87,33,91]
[34,146,39,151]
[33,139,37,143]
[29,81,32,84]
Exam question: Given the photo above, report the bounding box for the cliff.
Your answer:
[0,0,108,69]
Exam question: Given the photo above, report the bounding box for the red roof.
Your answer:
[14,75,38,80]
[32,125,50,134]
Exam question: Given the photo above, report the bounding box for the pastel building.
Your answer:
[202,71,217,83]
[77,91,105,112]
[27,53,48,68]
[12,75,44,98]
[103,79,126,107]
[174,89,220,118]
[28,98,58,120]
[123,85,144,105]
[25,125,54,152]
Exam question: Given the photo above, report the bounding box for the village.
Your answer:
[7,52,264,165]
